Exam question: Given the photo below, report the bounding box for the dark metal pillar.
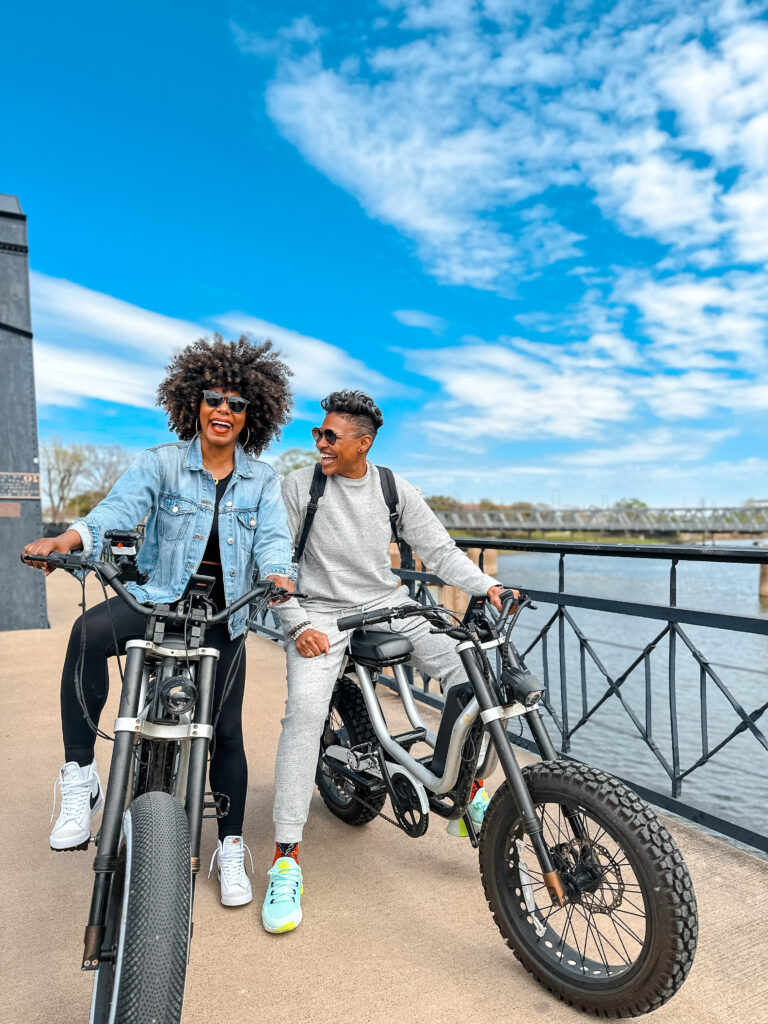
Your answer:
[0,194,47,630]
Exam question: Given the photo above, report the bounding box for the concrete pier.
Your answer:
[1,571,766,1024]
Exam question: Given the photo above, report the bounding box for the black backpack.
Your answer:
[293,463,413,570]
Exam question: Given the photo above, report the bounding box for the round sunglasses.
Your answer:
[311,427,363,445]
[202,390,250,415]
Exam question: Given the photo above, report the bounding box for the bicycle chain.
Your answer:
[331,746,419,834]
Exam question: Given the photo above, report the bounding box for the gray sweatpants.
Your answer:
[273,596,466,843]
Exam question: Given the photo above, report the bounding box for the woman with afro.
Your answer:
[24,335,295,908]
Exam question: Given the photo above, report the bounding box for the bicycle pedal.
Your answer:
[392,728,427,750]
[203,790,230,819]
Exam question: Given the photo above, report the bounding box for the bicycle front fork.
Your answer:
[457,646,566,906]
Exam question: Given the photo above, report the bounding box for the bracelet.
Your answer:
[289,620,312,640]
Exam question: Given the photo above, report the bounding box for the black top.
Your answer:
[199,470,233,613]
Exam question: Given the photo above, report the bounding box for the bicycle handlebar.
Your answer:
[336,590,528,633]
[20,552,295,623]
[336,607,408,631]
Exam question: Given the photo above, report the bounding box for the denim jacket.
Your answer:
[70,437,296,638]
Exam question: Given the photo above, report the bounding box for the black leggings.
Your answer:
[61,597,247,840]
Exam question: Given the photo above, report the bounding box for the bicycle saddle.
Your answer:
[349,629,414,666]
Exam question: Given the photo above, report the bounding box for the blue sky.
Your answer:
[3,0,768,506]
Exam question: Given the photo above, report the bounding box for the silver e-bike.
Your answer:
[316,591,698,1017]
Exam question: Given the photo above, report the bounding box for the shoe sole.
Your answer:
[221,893,253,907]
[50,838,90,851]
[262,909,302,934]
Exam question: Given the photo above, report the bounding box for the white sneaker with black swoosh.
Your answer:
[50,761,104,850]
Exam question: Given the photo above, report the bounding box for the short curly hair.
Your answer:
[157,334,292,455]
[321,390,383,438]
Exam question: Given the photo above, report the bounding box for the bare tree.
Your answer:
[40,438,87,520]
[80,443,133,501]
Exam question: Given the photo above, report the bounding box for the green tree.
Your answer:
[272,448,320,476]
[425,494,463,511]
[613,497,648,510]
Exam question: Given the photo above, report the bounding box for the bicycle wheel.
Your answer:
[316,676,386,825]
[90,791,191,1024]
[479,761,697,1017]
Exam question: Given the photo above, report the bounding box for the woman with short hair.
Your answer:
[262,389,507,934]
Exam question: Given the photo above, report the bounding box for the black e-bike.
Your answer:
[317,590,698,1017]
[26,535,292,1024]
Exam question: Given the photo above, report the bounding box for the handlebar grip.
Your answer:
[337,612,367,631]
[337,608,394,631]
[499,588,524,619]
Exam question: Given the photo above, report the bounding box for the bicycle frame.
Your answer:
[331,620,567,905]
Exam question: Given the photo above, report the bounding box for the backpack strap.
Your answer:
[293,463,326,563]
[292,462,414,573]
[378,466,414,571]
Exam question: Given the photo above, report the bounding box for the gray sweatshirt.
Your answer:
[277,463,501,634]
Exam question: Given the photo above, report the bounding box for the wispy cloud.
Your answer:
[215,312,402,398]
[392,309,447,332]
[244,0,768,290]
[31,274,404,410]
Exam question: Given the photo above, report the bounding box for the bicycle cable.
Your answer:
[97,573,125,686]
[73,572,114,744]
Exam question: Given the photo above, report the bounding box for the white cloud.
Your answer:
[30,274,404,409]
[33,341,159,409]
[31,271,200,362]
[617,269,768,370]
[246,0,768,292]
[401,339,633,441]
[214,313,402,398]
[594,155,720,244]
[392,309,448,331]
[563,428,734,467]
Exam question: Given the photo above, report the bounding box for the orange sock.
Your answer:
[273,842,300,865]
[470,779,484,799]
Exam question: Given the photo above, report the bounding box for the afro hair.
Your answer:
[157,334,292,455]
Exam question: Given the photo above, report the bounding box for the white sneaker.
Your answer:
[50,761,104,850]
[208,836,253,907]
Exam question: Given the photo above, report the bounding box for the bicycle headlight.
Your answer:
[501,666,543,708]
[158,674,198,716]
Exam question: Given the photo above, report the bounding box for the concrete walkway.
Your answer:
[1,572,766,1024]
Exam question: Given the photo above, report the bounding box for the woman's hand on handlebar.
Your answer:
[22,530,83,575]
[295,628,330,658]
[487,584,519,613]
[265,574,295,604]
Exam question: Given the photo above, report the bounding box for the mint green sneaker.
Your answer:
[262,857,303,934]
[446,787,490,837]
[468,786,490,826]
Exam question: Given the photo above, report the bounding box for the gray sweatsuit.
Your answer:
[273,463,501,843]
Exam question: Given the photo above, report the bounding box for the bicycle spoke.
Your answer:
[609,910,645,947]
[573,904,623,969]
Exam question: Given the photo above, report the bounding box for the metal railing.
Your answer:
[251,537,768,854]
[394,539,768,854]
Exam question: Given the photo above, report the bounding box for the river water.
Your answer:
[495,542,768,840]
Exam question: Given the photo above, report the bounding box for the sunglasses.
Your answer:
[311,427,361,445]
[202,390,250,415]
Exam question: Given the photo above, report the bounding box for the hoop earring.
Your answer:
[196,417,201,435]
[240,426,251,448]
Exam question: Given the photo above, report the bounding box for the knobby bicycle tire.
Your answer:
[316,676,387,825]
[479,761,697,1017]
